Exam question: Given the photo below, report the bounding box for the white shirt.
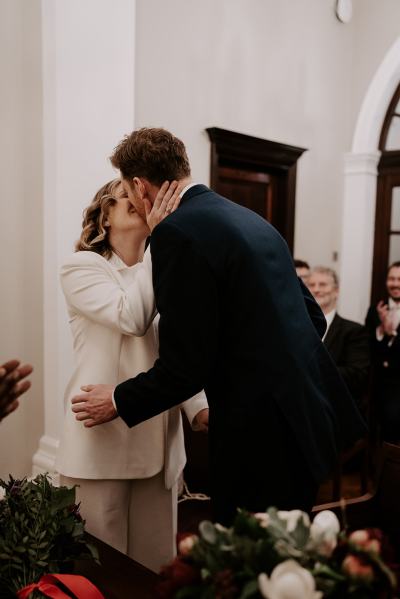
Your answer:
[179,182,198,198]
[322,309,336,342]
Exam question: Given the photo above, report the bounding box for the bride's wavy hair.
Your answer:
[75,179,120,258]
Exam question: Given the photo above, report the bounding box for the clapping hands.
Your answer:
[377,300,397,337]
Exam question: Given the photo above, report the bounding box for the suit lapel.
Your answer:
[324,314,340,354]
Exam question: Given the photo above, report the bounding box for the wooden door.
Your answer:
[371,169,400,304]
[216,167,273,219]
[206,128,306,252]
[371,83,400,304]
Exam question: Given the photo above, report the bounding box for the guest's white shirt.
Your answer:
[322,309,336,342]
[179,182,198,197]
[56,248,207,487]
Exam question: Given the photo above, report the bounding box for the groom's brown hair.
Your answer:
[110,127,191,186]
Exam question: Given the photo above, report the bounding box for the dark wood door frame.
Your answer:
[371,82,400,304]
[206,127,306,251]
[371,151,400,304]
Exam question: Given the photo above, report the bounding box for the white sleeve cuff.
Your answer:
[111,390,117,412]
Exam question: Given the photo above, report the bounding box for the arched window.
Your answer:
[371,82,400,303]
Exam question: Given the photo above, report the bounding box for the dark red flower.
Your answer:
[156,556,201,598]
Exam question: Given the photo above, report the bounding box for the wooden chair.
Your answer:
[178,413,212,534]
[314,442,400,541]
[330,436,370,501]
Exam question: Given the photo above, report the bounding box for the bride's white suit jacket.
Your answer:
[56,248,208,488]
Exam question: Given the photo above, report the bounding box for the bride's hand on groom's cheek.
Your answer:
[145,180,183,232]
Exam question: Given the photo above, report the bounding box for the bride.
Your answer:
[56,178,208,572]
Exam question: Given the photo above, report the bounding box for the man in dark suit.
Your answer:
[308,266,370,408]
[294,259,311,287]
[72,128,365,524]
[366,262,400,442]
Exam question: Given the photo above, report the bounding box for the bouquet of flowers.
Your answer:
[0,474,98,598]
[157,508,398,599]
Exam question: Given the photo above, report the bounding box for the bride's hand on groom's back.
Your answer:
[144,180,182,232]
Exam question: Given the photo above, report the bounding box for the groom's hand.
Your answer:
[193,408,209,432]
[71,384,117,427]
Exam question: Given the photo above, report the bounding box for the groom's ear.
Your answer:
[134,177,154,203]
[132,177,146,198]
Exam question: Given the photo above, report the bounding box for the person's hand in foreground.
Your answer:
[71,384,117,427]
[0,360,33,422]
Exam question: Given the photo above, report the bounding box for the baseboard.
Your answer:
[32,434,60,485]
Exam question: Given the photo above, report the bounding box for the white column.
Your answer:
[338,152,380,323]
[33,0,136,476]
[339,37,400,324]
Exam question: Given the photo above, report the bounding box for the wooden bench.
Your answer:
[75,535,159,599]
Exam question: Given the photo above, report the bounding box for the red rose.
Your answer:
[156,556,200,598]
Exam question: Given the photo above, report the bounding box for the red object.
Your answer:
[17,573,105,599]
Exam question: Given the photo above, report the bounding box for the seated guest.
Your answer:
[0,359,33,422]
[366,261,400,442]
[308,267,370,406]
[294,259,310,286]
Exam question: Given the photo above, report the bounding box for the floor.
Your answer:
[178,470,369,534]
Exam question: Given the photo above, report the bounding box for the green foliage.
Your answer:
[157,509,397,599]
[0,474,98,597]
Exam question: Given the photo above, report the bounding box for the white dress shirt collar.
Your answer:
[322,309,336,341]
[179,182,198,198]
[109,251,141,271]
[388,297,400,310]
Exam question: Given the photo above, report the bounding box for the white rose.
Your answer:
[310,510,340,556]
[258,560,322,599]
[277,509,310,532]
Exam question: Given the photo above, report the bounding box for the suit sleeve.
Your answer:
[60,250,156,336]
[365,306,382,340]
[336,324,370,400]
[181,391,209,430]
[114,222,218,427]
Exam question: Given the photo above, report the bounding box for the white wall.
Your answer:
[33,0,137,475]
[351,0,400,134]
[134,0,400,319]
[0,0,137,479]
[134,0,356,270]
[0,0,44,479]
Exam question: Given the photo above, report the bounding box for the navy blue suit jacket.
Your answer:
[115,185,365,515]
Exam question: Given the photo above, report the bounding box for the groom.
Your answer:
[72,127,365,524]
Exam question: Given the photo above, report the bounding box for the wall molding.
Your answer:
[339,37,400,322]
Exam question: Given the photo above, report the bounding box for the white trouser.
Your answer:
[60,472,177,573]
